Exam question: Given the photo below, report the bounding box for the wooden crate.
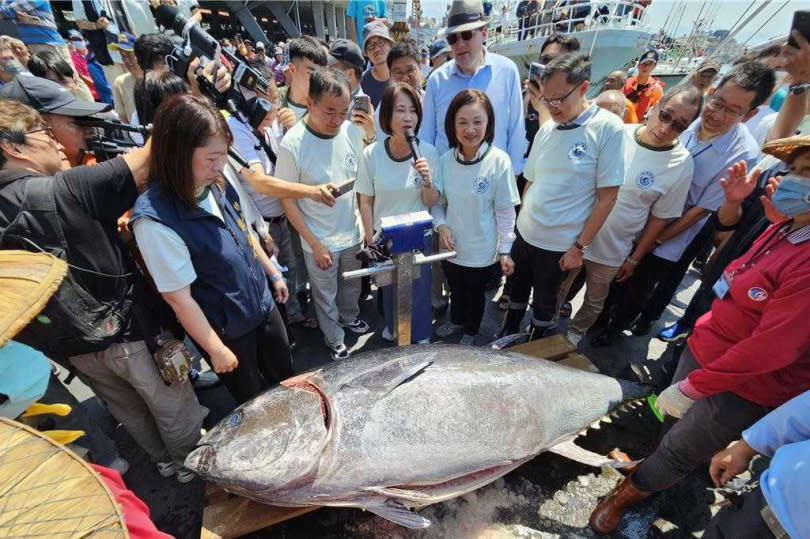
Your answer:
[200,335,596,538]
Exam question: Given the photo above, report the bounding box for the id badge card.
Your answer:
[712,275,730,299]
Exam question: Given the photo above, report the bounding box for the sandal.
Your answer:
[289,314,318,328]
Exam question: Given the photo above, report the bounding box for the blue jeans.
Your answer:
[380,230,433,342]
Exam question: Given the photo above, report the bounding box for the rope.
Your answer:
[742,0,790,47]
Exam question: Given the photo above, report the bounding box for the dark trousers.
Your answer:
[704,488,779,539]
[199,306,293,405]
[608,221,712,329]
[443,260,499,336]
[633,347,770,492]
[506,233,568,332]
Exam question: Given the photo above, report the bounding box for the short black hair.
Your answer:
[444,89,495,149]
[289,36,328,66]
[387,38,420,70]
[540,33,581,55]
[541,52,591,86]
[27,49,75,81]
[379,82,422,136]
[659,85,703,123]
[310,68,350,102]
[715,60,776,111]
[134,70,189,124]
[134,33,174,72]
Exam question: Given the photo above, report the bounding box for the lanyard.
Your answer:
[725,225,790,281]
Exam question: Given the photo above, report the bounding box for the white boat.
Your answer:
[487,0,654,85]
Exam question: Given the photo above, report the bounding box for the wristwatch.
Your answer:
[789,83,810,95]
[574,240,586,251]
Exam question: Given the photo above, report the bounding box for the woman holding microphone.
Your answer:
[356,82,440,343]
[130,94,293,405]
[433,89,521,345]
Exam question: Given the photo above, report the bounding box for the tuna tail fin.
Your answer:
[366,500,431,529]
[548,437,642,469]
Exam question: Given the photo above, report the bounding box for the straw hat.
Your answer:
[0,250,67,348]
[761,134,810,164]
[0,417,127,536]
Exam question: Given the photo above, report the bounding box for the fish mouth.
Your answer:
[185,443,216,475]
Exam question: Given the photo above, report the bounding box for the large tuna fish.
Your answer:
[186,345,647,528]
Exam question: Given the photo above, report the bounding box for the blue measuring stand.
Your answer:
[379,211,433,254]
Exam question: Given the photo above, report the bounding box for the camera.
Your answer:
[75,116,152,162]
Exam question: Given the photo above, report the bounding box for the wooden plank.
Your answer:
[201,492,319,539]
[508,334,576,361]
[558,353,599,373]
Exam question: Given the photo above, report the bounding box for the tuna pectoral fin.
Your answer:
[344,357,433,395]
[366,500,431,529]
[548,438,641,469]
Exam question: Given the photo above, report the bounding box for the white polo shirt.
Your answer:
[518,104,625,252]
[586,125,694,267]
[434,145,520,268]
[355,138,440,231]
[274,119,363,253]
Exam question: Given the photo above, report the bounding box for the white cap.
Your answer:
[256,41,266,50]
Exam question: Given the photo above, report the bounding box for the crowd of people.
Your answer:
[0,0,809,536]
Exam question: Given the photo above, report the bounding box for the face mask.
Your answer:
[771,174,810,217]
[0,58,24,77]
[73,40,88,51]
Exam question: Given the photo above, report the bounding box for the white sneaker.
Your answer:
[342,318,370,334]
[458,334,476,346]
[381,327,395,342]
[330,342,350,360]
[436,322,463,338]
[567,330,583,346]
[156,461,177,478]
[107,457,129,475]
[176,467,196,484]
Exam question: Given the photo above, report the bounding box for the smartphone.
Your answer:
[788,10,810,48]
[332,178,356,198]
[353,94,371,115]
[529,62,544,88]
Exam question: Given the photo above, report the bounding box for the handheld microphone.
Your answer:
[403,129,421,162]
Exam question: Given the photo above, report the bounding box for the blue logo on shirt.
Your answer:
[748,287,768,301]
[228,413,242,426]
[473,176,490,194]
[567,143,587,162]
[635,171,655,189]
[345,153,357,171]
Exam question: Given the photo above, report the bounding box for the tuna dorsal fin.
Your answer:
[365,500,431,529]
[343,357,433,395]
[548,437,641,469]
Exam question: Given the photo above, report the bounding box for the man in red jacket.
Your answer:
[589,135,810,535]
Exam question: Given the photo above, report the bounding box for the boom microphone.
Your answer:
[403,129,421,162]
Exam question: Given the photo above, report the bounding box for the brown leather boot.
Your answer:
[589,474,651,535]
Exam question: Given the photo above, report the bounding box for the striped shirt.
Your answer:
[0,0,64,46]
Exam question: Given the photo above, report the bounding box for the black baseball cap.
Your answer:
[0,75,111,117]
[328,38,365,71]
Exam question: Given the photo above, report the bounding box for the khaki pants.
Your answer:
[560,259,620,334]
[70,340,206,466]
[303,244,362,347]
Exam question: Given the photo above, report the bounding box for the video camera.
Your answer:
[75,116,152,162]
[154,4,273,131]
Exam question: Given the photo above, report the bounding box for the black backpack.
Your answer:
[1,176,131,364]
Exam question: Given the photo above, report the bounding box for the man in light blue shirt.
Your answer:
[593,61,775,347]
[707,390,809,539]
[419,0,526,174]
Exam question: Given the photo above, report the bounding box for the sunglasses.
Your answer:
[657,109,691,133]
[446,30,475,45]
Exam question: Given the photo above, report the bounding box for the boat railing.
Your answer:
[488,1,650,47]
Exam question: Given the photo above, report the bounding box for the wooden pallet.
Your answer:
[200,335,596,538]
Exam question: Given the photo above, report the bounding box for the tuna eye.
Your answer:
[228,413,241,426]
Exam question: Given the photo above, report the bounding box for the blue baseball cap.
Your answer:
[429,39,451,60]
[639,49,659,65]
[110,32,136,52]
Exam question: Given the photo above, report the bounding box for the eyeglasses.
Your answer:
[365,38,389,51]
[24,126,58,143]
[539,82,581,108]
[657,109,691,133]
[446,30,474,45]
[705,95,747,120]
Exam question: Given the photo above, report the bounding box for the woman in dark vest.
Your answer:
[131,94,293,404]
